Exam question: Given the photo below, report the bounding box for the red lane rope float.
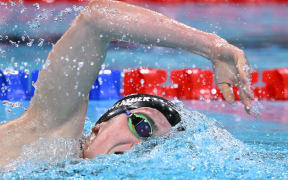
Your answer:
[262,68,288,100]
[123,68,168,96]
[123,68,269,101]
[170,68,214,100]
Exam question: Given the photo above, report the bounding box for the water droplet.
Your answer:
[33,3,40,10]
[38,38,44,47]
[42,59,51,69]
[77,62,84,70]
[0,48,5,55]
[10,1,16,6]
[9,40,19,48]
[27,39,34,47]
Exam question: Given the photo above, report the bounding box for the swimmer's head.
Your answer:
[83,94,181,158]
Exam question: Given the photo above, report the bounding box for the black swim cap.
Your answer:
[96,94,181,126]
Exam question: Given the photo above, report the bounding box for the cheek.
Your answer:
[154,125,171,136]
[83,131,111,158]
[83,143,97,159]
[83,137,102,158]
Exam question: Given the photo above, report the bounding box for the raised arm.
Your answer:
[30,0,252,136]
[29,0,251,137]
[85,0,252,112]
[0,0,252,166]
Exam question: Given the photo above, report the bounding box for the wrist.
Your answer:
[209,35,238,63]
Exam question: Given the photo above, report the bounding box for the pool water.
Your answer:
[1,100,288,179]
[1,1,288,179]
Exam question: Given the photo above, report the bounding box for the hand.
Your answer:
[211,42,252,114]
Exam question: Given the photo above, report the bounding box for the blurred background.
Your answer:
[0,0,287,71]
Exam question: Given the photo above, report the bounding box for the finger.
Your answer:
[238,77,253,114]
[235,51,253,113]
[217,83,235,104]
[236,52,252,93]
[238,86,252,114]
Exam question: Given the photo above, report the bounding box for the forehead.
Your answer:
[131,107,172,136]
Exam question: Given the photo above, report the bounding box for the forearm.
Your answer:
[86,0,223,60]
[27,12,109,137]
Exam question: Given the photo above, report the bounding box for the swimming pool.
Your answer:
[1,1,288,179]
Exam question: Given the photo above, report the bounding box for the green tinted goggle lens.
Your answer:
[127,113,153,140]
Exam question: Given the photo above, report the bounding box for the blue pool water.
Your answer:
[1,100,288,179]
[1,1,288,179]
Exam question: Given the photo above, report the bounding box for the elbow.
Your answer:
[81,0,110,29]
[77,2,104,31]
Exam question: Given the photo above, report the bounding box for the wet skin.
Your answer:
[83,107,171,158]
[0,0,252,167]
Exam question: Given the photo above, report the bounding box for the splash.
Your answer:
[3,137,81,172]
[1,103,287,178]
[2,100,27,112]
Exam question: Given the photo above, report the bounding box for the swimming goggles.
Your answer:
[125,110,153,140]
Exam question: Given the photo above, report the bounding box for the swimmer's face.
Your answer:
[83,107,171,158]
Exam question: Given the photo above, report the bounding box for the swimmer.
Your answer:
[0,0,252,167]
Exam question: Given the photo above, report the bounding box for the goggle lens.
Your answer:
[128,113,153,140]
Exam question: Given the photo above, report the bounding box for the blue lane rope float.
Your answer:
[0,68,122,101]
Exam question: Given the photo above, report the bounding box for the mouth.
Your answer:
[114,151,124,155]
[107,143,134,155]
